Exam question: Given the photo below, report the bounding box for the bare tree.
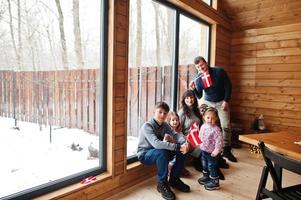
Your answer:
[73,0,84,69]
[17,0,22,70]
[7,0,19,69]
[55,0,68,69]
[136,0,142,126]
[7,0,20,128]
[152,2,161,67]
[136,0,142,68]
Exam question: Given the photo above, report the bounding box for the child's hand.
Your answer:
[180,143,190,154]
[163,134,175,143]
[211,149,219,157]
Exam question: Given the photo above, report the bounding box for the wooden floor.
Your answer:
[107,146,301,200]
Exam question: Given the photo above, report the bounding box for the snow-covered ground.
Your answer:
[0,117,138,198]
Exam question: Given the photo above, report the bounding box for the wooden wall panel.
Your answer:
[230,22,301,132]
[223,0,301,31]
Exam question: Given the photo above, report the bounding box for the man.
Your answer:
[189,56,237,162]
[137,102,190,200]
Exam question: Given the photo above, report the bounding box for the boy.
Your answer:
[137,102,190,200]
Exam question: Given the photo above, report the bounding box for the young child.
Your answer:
[166,112,184,176]
[198,107,223,190]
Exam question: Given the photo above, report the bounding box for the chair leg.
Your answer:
[256,166,269,200]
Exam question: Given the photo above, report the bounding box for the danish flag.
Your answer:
[187,121,201,148]
[201,72,213,88]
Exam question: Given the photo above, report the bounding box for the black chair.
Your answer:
[256,141,301,200]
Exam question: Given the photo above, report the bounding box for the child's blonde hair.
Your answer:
[167,111,181,131]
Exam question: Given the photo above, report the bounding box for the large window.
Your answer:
[0,0,106,199]
[127,0,174,159]
[127,0,211,160]
[177,14,210,106]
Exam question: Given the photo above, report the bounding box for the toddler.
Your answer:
[198,107,223,190]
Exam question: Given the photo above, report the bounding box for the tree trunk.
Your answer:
[17,0,22,70]
[152,3,161,68]
[55,0,68,69]
[73,0,84,69]
[7,0,19,69]
[136,0,142,126]
[136,0,142,68]
[7,0,19,127]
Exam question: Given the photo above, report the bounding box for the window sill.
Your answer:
[34,172,112,200]
[126,161,141,170]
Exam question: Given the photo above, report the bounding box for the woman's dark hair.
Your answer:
[180,90,202,120]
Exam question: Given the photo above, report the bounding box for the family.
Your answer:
[137,56,237,200]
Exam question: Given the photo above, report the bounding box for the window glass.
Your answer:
[177,14,210,107]
[0,0,103,199]
[127,0,174,158]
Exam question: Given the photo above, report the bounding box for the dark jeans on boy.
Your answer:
[139,149,187,183]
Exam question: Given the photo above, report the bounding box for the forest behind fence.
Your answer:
[0,65,196,136]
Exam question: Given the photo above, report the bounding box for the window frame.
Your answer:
[127,0,211,163]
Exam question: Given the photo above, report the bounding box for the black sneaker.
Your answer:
[198,175,210,185]
[204,179,220,190]
[157,182,175,200]
[222,146,237,162]
[169,177,190,192]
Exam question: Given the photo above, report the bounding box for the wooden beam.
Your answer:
[168,0,231,30]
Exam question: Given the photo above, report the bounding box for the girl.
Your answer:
[166,111,183,177]
[198,107,223,190]
[178,89,203,173]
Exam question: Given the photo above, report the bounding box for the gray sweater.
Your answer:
[137,118,186,160]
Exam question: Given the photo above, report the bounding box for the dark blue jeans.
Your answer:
[140,149,187,183]
[201,150,218,178]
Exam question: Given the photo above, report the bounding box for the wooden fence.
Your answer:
[0,65,196,136]
[128,64,196,137]
[0,69,98,134]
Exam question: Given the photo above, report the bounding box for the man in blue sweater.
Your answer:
[189,56,237,162]
[137,102,190,200]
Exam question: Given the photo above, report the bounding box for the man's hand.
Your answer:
[189,81,195,90]
[221,101,229,110]
[180,143,190,154]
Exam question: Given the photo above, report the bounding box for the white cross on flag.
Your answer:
[201,72,213,88]
[187,121,201,148]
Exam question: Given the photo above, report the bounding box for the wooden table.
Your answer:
[240,131,301,193]
[239,131,301,160]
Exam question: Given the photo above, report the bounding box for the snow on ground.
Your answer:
[0,116,138,198]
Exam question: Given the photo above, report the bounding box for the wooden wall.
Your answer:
[35,1,232,199]
[224,0,301,132]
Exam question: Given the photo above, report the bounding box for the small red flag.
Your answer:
[201,72,213,88]
[187,121,201,148]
